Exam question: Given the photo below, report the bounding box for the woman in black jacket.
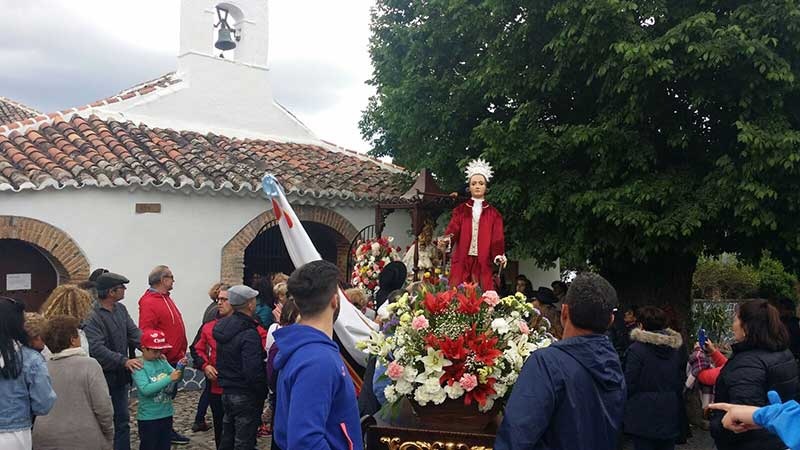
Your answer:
[710,299,799,450]
[623,306,685,450]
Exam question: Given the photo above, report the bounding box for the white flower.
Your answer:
[384,385,399,403]
[491,318,510,335]
[494,382,508,397]
[402,366,419,383]
[418,348,452,375]
[444,383,465,399]
[413,378,447,406]
[478,397,495,413]
[395,377,414,395]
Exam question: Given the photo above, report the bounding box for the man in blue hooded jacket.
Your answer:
[273,260,362,450]
[495,272,626,450]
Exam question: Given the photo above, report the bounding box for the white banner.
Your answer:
[261,174,378,366]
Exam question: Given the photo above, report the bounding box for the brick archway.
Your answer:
[0,215,90,283]
[221,206,359,284]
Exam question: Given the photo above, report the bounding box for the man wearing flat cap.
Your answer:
[84,272,142,450]
[213,285,268,450]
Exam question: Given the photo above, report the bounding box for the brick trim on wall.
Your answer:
[220,206,360,284]
[0,215,91,283]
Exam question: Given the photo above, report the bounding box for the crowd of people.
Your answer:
[1,260,800,450]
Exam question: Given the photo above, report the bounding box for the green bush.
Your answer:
[692,257,759,300]
[693,253,798,301]
[757,251,798,301]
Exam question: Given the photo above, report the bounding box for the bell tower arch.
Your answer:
[179,0,269,67]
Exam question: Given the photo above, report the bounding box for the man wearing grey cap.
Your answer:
[84,272,142,450]
[212,285,267,450]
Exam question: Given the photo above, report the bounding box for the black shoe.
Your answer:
[191,421,211,432]
[171,430,190,445]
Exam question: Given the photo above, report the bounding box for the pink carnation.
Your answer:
[481,290,501,307]
[459,373,478,392]
[518,320,530,335]
[411,315,430,331]
[386,361,404,380]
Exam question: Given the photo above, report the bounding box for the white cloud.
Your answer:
[0,0,377,152]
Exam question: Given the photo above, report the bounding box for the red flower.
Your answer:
[440,362,467,386]
[422,292,450,315]
[463,282,478,300]
[378,260,386,268]
[464,378,497,407]
[456,292,482,315]
[427,335,467,362]
[468,331,503,366]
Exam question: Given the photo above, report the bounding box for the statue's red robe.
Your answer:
[444,199,505,291]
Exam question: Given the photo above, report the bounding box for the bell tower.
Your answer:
[98,0,317,143]
[179,0,269,68]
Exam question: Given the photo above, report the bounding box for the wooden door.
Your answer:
[0,239,58,312]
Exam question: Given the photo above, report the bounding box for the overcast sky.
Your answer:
[0,0,377,152]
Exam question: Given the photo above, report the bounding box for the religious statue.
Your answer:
[402,220,441,278]
[439,158,506,290]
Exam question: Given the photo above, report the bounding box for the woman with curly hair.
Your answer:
[40,285,93,353]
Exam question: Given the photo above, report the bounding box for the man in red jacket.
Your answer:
[193,285,233,447]
[139,264,190,445]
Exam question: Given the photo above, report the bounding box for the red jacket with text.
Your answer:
[444,199,505,291]
[139,289,187,364]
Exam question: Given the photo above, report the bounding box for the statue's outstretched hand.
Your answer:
[494,255,508,268]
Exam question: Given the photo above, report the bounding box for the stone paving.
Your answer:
[129,389,271,450]
[132,389,715,450]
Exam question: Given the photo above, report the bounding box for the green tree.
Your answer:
[362,0,800,322]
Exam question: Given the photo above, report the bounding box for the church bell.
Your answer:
[215,28,237,51]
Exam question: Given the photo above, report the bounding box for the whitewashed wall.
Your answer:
[1,188,556,340]
[0,188,411,338]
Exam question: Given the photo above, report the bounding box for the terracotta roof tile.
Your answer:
[0,114,404,202]
[0,97,41,125]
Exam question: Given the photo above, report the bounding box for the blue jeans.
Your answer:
[220,393,262,450]
[195,382,211,423]
[109,384,131,450]
[138,416,173,450]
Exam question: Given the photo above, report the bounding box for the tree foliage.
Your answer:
[362,0,800,283]
[692,252,798,300]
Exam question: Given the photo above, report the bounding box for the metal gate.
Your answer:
[346,225,376,286]
[243,219,293,283]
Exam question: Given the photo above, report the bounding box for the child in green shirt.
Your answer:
[132,329,187,450]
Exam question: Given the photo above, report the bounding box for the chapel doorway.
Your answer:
[0,239,58,312]
[243,221,350,285]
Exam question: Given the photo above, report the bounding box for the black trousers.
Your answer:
[633,437,675,450]
[220,393,262,450]
[138,416,173,450]
[209,391,224,448]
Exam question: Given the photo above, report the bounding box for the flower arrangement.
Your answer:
[350,237,402,298]
[358,280,552,412]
